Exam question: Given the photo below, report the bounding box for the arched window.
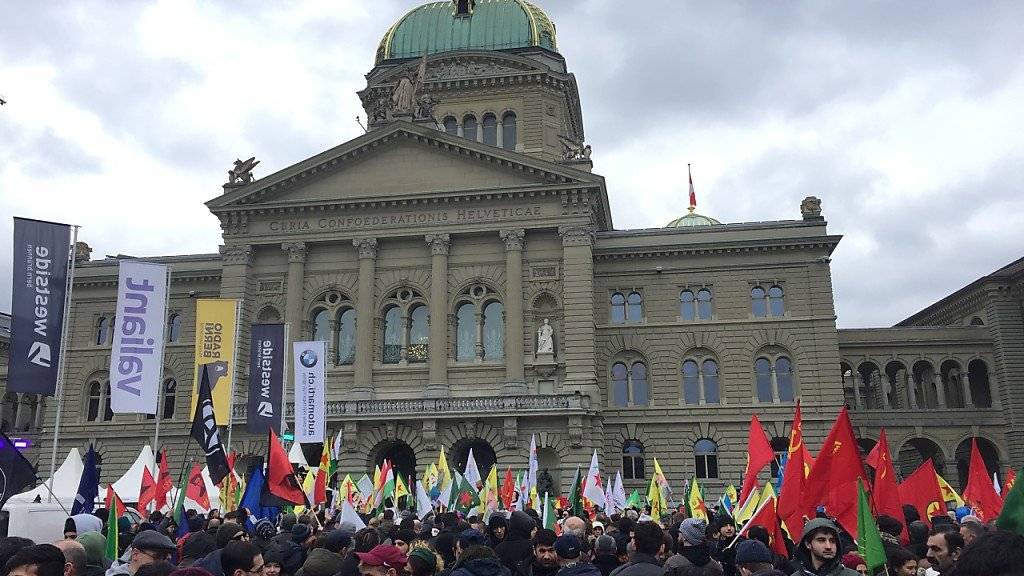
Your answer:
[408,305,429,363]
[631,362,649,406]
[336,309,356,366]
[755,358,773,402]
[103,382,113,421]
[443,116,458,135]
[610,293,626,324]
[694,439,719,479]
[682,358,720,405]
[482,301,504,361]
[968,359,993,408]
[456,303,476,361]
[482,114,497,146]
[311,309,330,343]
[257,306,281,323]
[682,360,700,404]
[751,287,767,318]
[626,292,643,322]
[86,382,101,422]
[969,316,985,326]
[680,290,696,321]
[96,317,109,345]
[622,440,645,480]
[162,379,176,420]
[609,360,649,407]
[463,115,478,142]
[611,362,628,407]
[697,289,713,320]
[768,285,785,317]
[755,355,795,403]
[501,112,517,150]
[382,306,402,364]
[703,359,720,404]
[167,313,181,343]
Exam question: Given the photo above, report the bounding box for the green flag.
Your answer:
[453,475,480,514]
[568,466,583,517]
[104,500,118,560]
[997,470,1024,534]
[625,489,643,509]
[856,480,886,572]
[543,493,556,529]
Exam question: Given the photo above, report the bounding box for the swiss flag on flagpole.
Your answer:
[688,164,697,209]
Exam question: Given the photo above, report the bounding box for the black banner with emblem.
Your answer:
[246,323,285,434]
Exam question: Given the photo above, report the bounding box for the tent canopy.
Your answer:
[112,445,155,502]
[10,448,84,502]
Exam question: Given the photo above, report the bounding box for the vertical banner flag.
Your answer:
[9,217,72,395]
[110,261,168,414]
[191,299,239,416]
[247,324,285,434]
[293,340,326,443]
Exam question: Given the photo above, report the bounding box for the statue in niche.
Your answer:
[537,318,554,355]
[392,55,427,115]
[537,468,555,497]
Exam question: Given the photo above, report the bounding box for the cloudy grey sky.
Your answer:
[2,0,1022,328]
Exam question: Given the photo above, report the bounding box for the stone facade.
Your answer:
[1,3,1019,499]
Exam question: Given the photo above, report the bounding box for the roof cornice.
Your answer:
[593,235,842,260]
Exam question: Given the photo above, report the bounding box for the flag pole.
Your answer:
[152,266,172,456]
[47,225,79,503]
[37,476,72,515]
[225,299,242,454]
[281,323,290,437]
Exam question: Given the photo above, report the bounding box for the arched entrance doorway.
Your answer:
[954,437,1000,491]
[370,440,418,488]
[452,438,497,481]
[898,438,946,478]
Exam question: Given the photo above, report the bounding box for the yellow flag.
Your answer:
[725,484,738,505]
[190,298,239,416]
[438,448,453,489]
[294,468,316,514]
[647,475,663,519]
[937,473,965,506]
[734,484,762,524]
[480,465,499,513]
[395,474,409,500]
[339,474,357,503]
[688,478,708,522]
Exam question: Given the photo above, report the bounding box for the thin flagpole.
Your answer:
[225,299,242,454]
[47,225,79,503]
[281,323,290,436]
[152,266,172,455]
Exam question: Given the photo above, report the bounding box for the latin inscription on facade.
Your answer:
[266,206,544,233]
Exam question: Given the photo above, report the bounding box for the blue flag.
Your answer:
[71,445,98,515]
[774,451,788,497]
[241,462,278,530]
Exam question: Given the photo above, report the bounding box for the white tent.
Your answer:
[289,442,308,467]
[112,445,155,502]
[10,448,84,503]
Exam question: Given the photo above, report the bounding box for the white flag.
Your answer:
[541,492,550,527]
[341,498,367,529]
[614,471,627,512]
[527,435,539,494]
[293,341,326,442]
[464,448,482,489]
[583,449,606,508]
[995,472,1002,496]
[110,261,169,414]
[416,481,433,519]
[332,430,344,460]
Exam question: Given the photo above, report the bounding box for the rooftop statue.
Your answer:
[227,157,259,185]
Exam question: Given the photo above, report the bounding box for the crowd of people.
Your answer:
[3,502,1024,576]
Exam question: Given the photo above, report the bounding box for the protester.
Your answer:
[789,519,858,576]
[590,536,620,576]
[609,522,663,576]
[457,532,490,562]
[75,533,109,576]
[487,517,508,549]
[180,533,217,569]
[5,545,66,576]
[221,542,263,576]
[732,540,784,576]
[495,512,538,573]
[65,516,104,540]
[294,543,343,576]
[957,520,986,547]
[924,530,963,576]
[709,518,737,576]
[664,519,721,576]
[55,540,88,576]
[406,546,443,576]
[838,554,865,576]
[106,531,177,576]
[355,545,407,576]
[449,545,510,576]
[886,548,918,576]
[946,530,1024,576]
[552,535,599,576]
[262,546,284,576]
[514,529,558,576]
[338,529,382,576]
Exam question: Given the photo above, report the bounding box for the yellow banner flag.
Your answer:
[688,478,708,522]
[937,473,965,507]
[190,299,239,417]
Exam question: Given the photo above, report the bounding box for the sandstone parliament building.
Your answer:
[3,0,1023,498]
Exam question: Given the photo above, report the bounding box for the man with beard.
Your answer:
[514,530,559,576]
[790,519,858,576]
[924,530,963,576]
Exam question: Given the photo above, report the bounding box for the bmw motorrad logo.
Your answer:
[300,349,319,368]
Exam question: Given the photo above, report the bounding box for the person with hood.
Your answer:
[552,535,600,576]
[513,530,559,576]
[294,544,344,576]
[789,519,858,576]
[663,520,721,576]
[65,515,105,540]
[732,540,785,576]
[609,522,664,576]
[487,516,508,548]
[278,524,313,576]
[76,533,110,576]
[495,512,537,573]
[591,536,621,576]
[449,546,511,576]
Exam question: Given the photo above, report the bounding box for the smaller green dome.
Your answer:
[666,210,721,228]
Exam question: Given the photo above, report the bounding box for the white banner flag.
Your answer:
[110,261,169,414]
[293,340,326,443]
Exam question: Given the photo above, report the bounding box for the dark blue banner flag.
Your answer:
[247,324,285,434]
[9,217,72,395]
[0,432,38,509]
[71,444,98,515]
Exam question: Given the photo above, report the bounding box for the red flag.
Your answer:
[267,429,306,504]
[898,460,945,526]
[500,467,515,510]
[778,401,811,538]
[185,462,210,511]
[963,438,1003,520]
[870,429,907,543]
[802,407,866,537]
[138,466,157,512]
[155,449,172,511]
[739,496,788,557]
[865,440,881,470]
[740,415,774,505]
[314,444,330,505]
[105,485,126,518]
[688,165,697,209]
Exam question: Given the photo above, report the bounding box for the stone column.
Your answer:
[425,234,451,398]
[220,244,255,422]
[282,242,307,341]
[352,238,378,400]
[875,371,889,409]
[559,225,598,398]
[962,371,975,408]
[850,373,862,409]
[907,371,919,409]
[500,229,526,394]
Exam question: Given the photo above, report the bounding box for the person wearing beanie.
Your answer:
[496,511,538,573]
[732,540,784,576]
[487,515,509,548]
[322,530,353,556]
[76,532,110,576]
[552,535,600,576]
[591,536,620,576]
[406,546,443,576]
[216,525,249,549]
[252,520,279,553]
[295,547,344,576]
[664,519,721,576]
[457,530,489,561]
[393,530,417,555]
[839,553,865,575]
[355,544,408,576]
[790,519,858,576]
[273,515,299,546]
[276,524,313,576]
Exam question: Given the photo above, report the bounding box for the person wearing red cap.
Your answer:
[356,545,408,576]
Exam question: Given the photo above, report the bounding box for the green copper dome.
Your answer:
[666,209,722,228]
[376,0,558,64]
